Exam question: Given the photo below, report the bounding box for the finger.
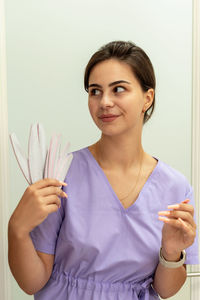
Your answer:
[43,195,61,207]
[167,203,194,217]
[39,186,68,198]
[46,204,61,215]
[177,218,197,235]
[32,178,67,190]
[178,217,189,230]
[158,210,195,227]
[158,216,196,234]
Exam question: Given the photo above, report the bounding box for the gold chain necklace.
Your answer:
[119,152,143,202]
[95,142,144,201]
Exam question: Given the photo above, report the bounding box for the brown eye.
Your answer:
[114,86,125,93]
[90,89,101,96]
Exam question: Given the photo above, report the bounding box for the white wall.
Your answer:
[0,0,11,299]
[5,1,193,299]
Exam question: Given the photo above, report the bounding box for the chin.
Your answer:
[93,119,129,137]
[99,128,125,137]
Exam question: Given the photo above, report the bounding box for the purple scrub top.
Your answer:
[30,147,199,300]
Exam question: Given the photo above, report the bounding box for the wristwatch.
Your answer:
[159,247,186,268]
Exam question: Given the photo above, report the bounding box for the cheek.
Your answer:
[88,100,97,117]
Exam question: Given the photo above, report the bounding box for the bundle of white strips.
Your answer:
[9,123,73,185]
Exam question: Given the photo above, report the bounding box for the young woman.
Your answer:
[8,41,198,300]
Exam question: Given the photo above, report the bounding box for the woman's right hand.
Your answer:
[9,178,67,236]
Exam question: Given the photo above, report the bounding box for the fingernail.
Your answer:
[178,217,187,227]
[158,216,170,222]
[167,204,179,209]
[158,211,170,215]
[59,181,67,186]
[63,192,68,198]
[182,199,190,203]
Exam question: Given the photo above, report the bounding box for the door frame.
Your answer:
[0,0,12,299]
[191,0,200,298]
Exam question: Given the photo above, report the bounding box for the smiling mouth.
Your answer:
[99,114,119,118]
[99,115,120,122]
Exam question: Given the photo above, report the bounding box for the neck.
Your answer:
[95,132,145,172]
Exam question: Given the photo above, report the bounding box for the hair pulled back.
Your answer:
[84,40,156,123]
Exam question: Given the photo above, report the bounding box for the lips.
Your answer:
[99,114,120,122]
[99,114,119,119]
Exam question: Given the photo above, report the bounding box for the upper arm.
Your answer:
[36,251,55,280]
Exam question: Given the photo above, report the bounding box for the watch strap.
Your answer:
[159,247,186,269]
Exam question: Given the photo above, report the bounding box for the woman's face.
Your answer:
[88,59,154,137]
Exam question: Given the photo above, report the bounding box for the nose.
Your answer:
[100,93,114,108]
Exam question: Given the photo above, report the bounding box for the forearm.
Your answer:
[8,222,50,295]
[153,250,186,299]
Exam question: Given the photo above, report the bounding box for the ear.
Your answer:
[142,89,154,112]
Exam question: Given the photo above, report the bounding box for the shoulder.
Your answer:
[157,159,187,182]
[70,146,91,167]
[148,158,195,216]
[156,158,193,197]
[65,146,92,180]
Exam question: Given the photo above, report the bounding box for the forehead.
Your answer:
[89,59,137,84]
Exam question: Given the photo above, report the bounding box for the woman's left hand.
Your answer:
[158,199,197,257]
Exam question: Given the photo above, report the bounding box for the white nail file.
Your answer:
[10,123,73,185]
[9,133,32,184]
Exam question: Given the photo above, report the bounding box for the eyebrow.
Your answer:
[88,80,131,89]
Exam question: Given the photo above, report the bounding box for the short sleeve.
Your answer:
[30,197,65,255]
[184,184,199,265]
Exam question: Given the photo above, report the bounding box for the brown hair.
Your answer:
[84,40,156,123]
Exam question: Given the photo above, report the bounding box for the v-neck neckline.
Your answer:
[84,146,160,213]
